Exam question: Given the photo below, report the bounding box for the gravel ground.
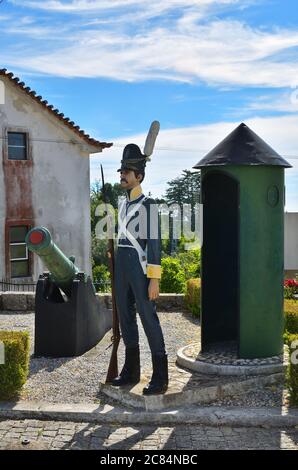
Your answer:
[207,384,290,408]
[0,311,198,404]
[0,311,293,409]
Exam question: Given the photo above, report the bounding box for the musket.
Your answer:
[101,164,121,383]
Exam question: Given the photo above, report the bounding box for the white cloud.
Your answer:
[11,0,241,14]
[3,24,66,39]
[91,114,298,211]
[3,2,298,88]
[246,92,298,113]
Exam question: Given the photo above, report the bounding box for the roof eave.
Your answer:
[88,142,113,154]
[0,68,113,151]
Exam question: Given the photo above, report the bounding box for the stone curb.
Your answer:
[177,345,286,376]
[0,402,297,428]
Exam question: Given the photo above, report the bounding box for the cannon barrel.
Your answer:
[25,227,80,298]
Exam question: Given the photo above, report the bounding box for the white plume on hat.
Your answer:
[143,121,160,161]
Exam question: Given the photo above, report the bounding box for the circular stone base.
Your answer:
[177,343,288,376]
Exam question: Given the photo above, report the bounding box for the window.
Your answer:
[10,226,30,277]
[7,132,27,160]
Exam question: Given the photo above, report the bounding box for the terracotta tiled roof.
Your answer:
[0,69,113,151]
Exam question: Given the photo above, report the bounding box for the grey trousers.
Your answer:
[115,247,166,355]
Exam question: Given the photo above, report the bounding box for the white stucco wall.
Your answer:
[0,78,94,280]
[284,212,298,272]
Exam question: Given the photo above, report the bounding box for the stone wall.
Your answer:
[0,292,186,313]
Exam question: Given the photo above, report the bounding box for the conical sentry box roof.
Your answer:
[193,123,292,169]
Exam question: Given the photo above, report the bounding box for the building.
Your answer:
[0,69,112,281]
[285,212,298,278]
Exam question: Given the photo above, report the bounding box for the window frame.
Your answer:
[5,221,33,279]
[7,131,28,161]
[10,242,29,262]
[9,225,30,278]
[3,127,32,163]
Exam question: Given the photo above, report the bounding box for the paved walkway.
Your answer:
[0,419,297,450]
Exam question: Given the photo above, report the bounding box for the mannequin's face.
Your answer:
[119,169,142,189]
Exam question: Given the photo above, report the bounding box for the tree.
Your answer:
[90,180,124,233]
[90,180,125,287]
[162,170,201,250]
[164,169,200,211]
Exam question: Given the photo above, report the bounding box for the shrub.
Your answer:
[284,299,298,334]
[91,236,109,267]
[284,279,298,300]
[161,238,171,257]
[0,331,30,400]
[92,264,111,292]
[285,333,298,407]
[177,249,200,281]
[160,257,186,293]
[176,235,200,254]
[185,278,201,318]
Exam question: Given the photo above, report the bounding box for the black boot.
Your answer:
[143,353,168,395]
[111,346,140,386]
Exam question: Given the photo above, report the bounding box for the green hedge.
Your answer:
[92,264,111,292]
[0,331,30,400]
[177,249,200,280]
[184,278,201,318]
[284,300,298,334]
[160,258,186,293]
[284,333,298,407]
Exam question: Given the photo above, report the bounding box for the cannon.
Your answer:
[26,227,112,357]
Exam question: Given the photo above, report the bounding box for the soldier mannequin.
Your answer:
[111,143,168,395]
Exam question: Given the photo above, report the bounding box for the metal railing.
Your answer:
[93,281,111,293]
[0,278,36,292]
[0,278,111,293]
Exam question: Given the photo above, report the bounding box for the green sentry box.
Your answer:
[193,123,292,358]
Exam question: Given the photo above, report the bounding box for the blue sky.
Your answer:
[0,0,298,210]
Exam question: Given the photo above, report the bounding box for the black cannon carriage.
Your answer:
[26,227,112,357]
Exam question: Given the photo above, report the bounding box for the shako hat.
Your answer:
[117,143,147,173]
[117,121,160,173]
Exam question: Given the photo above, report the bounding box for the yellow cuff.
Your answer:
[147,264,162,279]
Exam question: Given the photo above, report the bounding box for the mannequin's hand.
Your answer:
[148,278,160,301]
